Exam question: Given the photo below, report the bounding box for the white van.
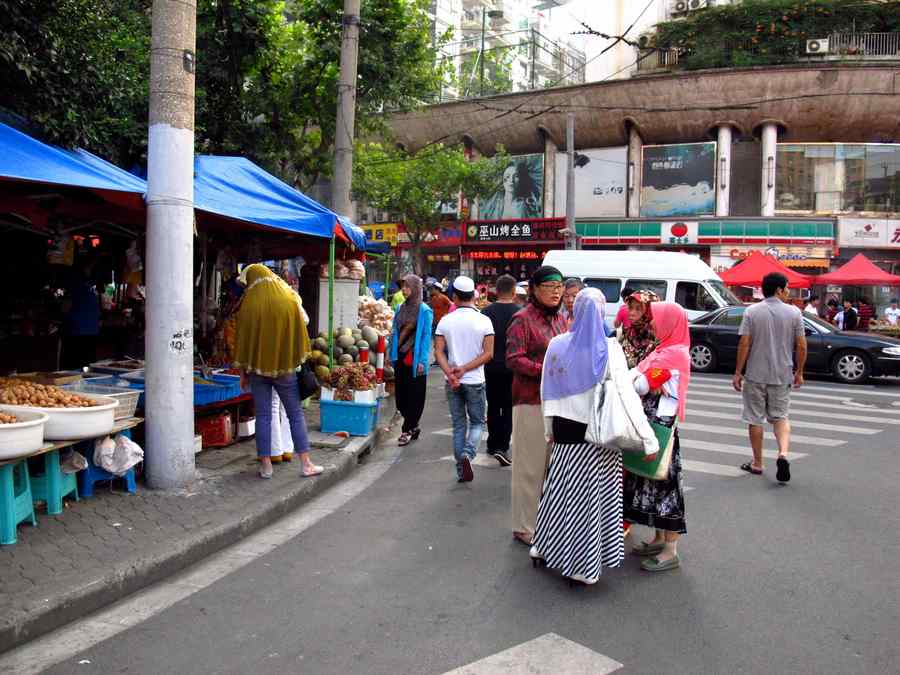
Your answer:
[542,250,739,322]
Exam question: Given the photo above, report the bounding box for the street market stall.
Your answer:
[812,253,900,334]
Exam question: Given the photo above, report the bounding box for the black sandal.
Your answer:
[740,461,763,475]
[776,457,791,483]
[411,428,421,440]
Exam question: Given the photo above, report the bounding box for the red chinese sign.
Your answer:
[466,250,545,260]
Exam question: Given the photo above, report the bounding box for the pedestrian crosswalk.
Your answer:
[428,373,896,484]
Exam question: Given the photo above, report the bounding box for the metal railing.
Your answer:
[635,48,681,72]
[827,32,900,57]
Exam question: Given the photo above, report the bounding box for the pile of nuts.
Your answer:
[0,412,18,424]
[0,379,99,408]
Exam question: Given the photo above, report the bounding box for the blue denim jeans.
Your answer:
[250,374,310,458]
[445,382,486,479]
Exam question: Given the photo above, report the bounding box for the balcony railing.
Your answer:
[634,31,899,74]
[827,32,900,57]
[635,48,681,73]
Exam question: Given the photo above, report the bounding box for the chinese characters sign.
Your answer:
[660,221,698,245]
[838,218,900,249]
[360,223,398,247]
[464,218,564,244]
[466,250,544,260]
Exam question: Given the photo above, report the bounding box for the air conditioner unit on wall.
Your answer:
[689,0,708,9]
[805,38,829,54]
[671,0,689,15]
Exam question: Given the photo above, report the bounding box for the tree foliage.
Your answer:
[0,0,151,168]
[0,0,446,187]
[353,143,508,272]
[654,0,900,71]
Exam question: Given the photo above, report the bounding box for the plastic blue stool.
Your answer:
[77,430,138,498]
[29,449,78,515]
[0,460,37,545]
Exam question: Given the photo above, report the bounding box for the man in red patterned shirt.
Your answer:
[505,266,568,545]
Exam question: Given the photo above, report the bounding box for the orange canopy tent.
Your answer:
[719,251,812,289]
[812,253,900,286]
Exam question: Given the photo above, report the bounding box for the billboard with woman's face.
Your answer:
[640,142,717,217]
[479,154,544,220]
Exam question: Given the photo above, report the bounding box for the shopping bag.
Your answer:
[296,360,320,400]
[622,422,675,480]
[586,339,659,455]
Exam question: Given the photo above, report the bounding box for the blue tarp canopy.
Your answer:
[0,124,368,250]
[193,156,367,250]
[0,123,147,196]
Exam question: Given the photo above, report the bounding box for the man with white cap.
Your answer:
[435,275,495,483]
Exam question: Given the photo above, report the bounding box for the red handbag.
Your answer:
[403,350,413,367]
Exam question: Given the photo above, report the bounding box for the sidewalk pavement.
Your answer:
[0,398,395,654]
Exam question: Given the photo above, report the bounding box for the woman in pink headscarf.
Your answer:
[623,301,691,573]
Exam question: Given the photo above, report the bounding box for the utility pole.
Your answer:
[332,0,361,219]
[565,113,577,250]
[145,0,197,488]
[479,8,487,97]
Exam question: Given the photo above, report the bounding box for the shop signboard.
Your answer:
[660,221,699,245]
[361,222,399,247]
[464,218,564,245]
[640,142,716,217]
[479,154,544,220]
[553,147,627,218]
[838,217,900,249]
[466,250,545,261]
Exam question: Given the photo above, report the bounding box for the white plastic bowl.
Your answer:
[0,410,49,459]
[0,394,118,441]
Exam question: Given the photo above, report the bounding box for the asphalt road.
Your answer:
[31,373,900,674]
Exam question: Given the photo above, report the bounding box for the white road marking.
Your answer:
[681,459,747,477]
[680,438,807,460]
[0,444,406,675]
[441,632,623,675]
[687,398,900,426]
[684,389,884,413]
[679,422,845,447]
[691,374,898,397]
[689,379,900,400]
[686,409,878,434]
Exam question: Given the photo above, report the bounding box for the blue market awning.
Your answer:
[194,156,367,250]
[0,123,147,196]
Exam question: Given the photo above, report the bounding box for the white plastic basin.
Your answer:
[0,410,49,460]
[0,394,118,441]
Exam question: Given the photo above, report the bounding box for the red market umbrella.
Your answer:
[719,251,812,289]
[813,253,900,286]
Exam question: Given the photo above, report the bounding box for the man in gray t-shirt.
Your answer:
[733,272,807,484]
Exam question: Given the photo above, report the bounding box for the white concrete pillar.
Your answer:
[543,132,558,217]
[627,125,643,218]
[760,122,778,217]
[715,125,732,217]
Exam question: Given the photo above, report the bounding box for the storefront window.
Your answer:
[776,144,900,214]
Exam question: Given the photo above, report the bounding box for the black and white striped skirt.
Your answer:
[532,442,624,584]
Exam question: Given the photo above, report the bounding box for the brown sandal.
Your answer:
[398,432,413,446]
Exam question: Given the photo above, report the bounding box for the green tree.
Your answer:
[353,143,508,272]
[0,0,151,167]
[196,0,448,189]
[457,47,515,97]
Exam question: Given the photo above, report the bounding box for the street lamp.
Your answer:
[480,8,504,96]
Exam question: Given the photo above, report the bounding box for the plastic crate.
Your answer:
[195,413,234,448]
[113,372,241,407]
[319,399,379,437]
[63,382,141,420]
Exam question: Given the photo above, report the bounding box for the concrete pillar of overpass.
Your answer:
[715,124,733,217]
[760,121,778,217]
[627,124,643,218]
[542,131,558,218]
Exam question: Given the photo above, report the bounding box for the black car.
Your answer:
[689,306,900,384]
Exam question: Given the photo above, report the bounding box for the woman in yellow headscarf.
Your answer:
[235,264,322,479]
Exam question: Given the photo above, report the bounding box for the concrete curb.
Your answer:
[0,434,376,654]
